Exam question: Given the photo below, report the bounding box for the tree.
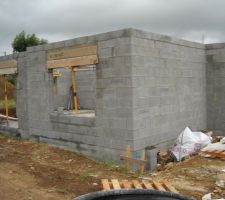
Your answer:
[12,31,48,52]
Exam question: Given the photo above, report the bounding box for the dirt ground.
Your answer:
[0,133,224,200]
[155,156,225,199]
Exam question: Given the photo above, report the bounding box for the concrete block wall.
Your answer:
[3,28,225,163]
[206,43,225,135]
[128,29,207,150]
[20,29,138,161]
[16,52,30,138]
[76,67,96,109]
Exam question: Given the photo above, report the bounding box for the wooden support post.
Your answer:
[120,145,147,175]
[125,145,131,170]
[140,148,146,174]
[71,66,79,113]
[3,76,9,125]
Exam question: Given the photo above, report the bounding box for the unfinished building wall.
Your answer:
[14,28,211,162]
[129,30,207,150]
[20,29,136,160]
[17,52,30,138]
[206,44,225,135]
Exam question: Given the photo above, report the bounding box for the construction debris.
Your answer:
[171,127,212,161]
[200,136,225,160]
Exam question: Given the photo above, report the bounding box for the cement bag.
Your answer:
[171,127,212,161]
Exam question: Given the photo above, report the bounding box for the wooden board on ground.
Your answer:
[201,150,225,160]
[101,179,179,193]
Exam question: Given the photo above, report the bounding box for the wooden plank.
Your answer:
[132,180,143,189]
[111,179,121,189]
[71,67,79,113]
[0,60,17,69]
[0,67,17,75]
[140,148,146,174]
[0,114,17,121]
[142,180,154,189]
[202,150,225,159]
[162,181,179,193]
[101,179,111,190]
[125,145,131,169]
[47,45,97,61]
[47,55,98,69]
[151,180,166,191]
[120,155,147,165]
[121,180,132,189]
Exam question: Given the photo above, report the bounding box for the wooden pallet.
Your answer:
[101,179,178,193]
[201,150,225,160]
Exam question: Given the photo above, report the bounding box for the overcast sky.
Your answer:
[1,0,225,55]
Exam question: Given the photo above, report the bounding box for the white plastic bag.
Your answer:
[171,127,212,161]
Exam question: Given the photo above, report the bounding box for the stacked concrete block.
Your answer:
[17,29,137,161]
[17,53,30,138]
[76,67,96,110]
[128,30,207,151]
[5,28,225,165]
[206,44,225,135]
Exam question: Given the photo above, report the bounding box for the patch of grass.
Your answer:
[79,171,90,180]
[55,188,68,194]
[0,99,16,109]
[106,160,119,169]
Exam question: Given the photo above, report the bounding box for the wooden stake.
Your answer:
[71,66,78,113]
[3,76,8,125]
[125,145,131,170]
[140,148,146,174]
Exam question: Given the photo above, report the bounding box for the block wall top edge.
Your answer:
[26,28,134,53]
[205,43,225,50]
[0,53,19,61]
[129,28,205,49]
[25,28,209,53]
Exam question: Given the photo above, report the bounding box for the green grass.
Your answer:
[0,99,16,109]
[79,171,91,180]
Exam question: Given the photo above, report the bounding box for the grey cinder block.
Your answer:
[145,146,158,171]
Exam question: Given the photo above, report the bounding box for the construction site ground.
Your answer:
[0,133,224,200]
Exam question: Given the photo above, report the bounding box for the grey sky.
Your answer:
[1,0,225,55]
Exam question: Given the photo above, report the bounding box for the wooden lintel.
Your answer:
[47,45,97,61]
[47,55,98,69]
[0,67,17,75]
[0,60,17,69]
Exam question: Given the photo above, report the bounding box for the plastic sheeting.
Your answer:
[172,127,212,161]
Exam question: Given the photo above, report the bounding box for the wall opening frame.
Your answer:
[46,45,98,113]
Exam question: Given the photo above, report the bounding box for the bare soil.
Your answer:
[0,133,224,200]
[0,134,136,200]
[155,156,225,199]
